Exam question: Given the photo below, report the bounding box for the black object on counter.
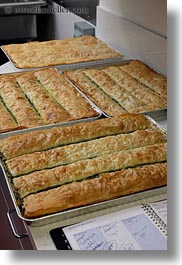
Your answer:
[52,0,99,25]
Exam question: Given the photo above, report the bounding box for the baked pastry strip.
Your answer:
[0,76,43,127]
[83,69,146,111]
[103,66,167,109]
[0,114,150,160]
[119,60,167,99]
[64,70,126,116]
[34,68,97,119]
[15,72,72,124]
[13,143,167,198]
[7,129,167,177]
[23,162,167,218]
[2,36,122,69]
[0,100,17,131]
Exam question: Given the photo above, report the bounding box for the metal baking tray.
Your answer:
[0,115,167,226]
[1,43,123,72]
[0,68,102,136]
[61,59,167,119]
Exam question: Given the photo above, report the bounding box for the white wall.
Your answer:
[99,0,167,37]
[48,2,85,39]
[96,3,167,75]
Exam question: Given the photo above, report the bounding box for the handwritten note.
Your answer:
[122,214,167,250]
[63,204,167,250]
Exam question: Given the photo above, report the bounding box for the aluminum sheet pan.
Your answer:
[0,115,167,226]
[0,69,102,137]
[1,44,123,73]
[61,59,167,119]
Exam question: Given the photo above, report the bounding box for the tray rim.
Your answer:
[0,114,167,226]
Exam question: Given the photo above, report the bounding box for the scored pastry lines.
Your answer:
[0,68,98,133]
[6,129,167,177]
[0,76,43,127]
[34,68,97,120]
[0,114,151,160]
[13,143,167,198]
[64,70,126,116]
[83,69,142,111]
[15,72,72,124]
[23,162,167,218]
[64,61,167,116]
[0,114,167,218]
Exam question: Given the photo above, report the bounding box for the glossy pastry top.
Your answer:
[0,68,97,133]
[0,114,167,219]
[64,60,167,116]
[2,36,122,69]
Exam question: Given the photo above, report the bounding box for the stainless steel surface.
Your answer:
[0,0,46,8]
[7,209,29,238]
[0,16,37,41]
[0,116,167,227]
[145,115,167,134]
[0,1,47,42]
[143,109,167,119]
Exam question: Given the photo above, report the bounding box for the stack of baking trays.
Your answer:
[0,35,167,226]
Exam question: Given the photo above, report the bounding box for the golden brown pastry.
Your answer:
[0,114,151,160]
[0,76,43,128]
[7,129,167,177]
[0,113,167,219]
[119,60,167,99]
[34,68,97,120]
[64,61,167,115]
[0,100,17,132]
[0,68,98,133]
[64,69,126,116]
[83,69,144,111]
[13,143,167,198]
[2,36,122,69]
[23,162,167,218]
[15,72,72,124]
[103,66,167,108]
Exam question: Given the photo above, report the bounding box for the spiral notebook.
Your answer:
[50,200,167,250]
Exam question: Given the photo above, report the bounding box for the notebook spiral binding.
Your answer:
[141,204,167,237]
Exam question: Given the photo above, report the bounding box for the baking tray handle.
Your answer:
[7,209,29,239]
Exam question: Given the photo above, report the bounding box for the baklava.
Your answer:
[0,114,167,218]
[64,60,167,116]
[0,68,98,133]
[1,36,122,69]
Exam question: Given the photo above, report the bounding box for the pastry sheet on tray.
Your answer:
[1,44,124,72]
[61,60,167,120]
[0,115,167,226]
[0,68,102,137]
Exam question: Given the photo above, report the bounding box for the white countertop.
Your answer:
[0,62,167,250]
[0,62,16,74]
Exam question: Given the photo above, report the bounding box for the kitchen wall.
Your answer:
[99,0,167,37]
[97,0,167,75]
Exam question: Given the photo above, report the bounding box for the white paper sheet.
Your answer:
[63,202,167,250]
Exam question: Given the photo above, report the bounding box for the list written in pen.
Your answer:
[63,206,167,250]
